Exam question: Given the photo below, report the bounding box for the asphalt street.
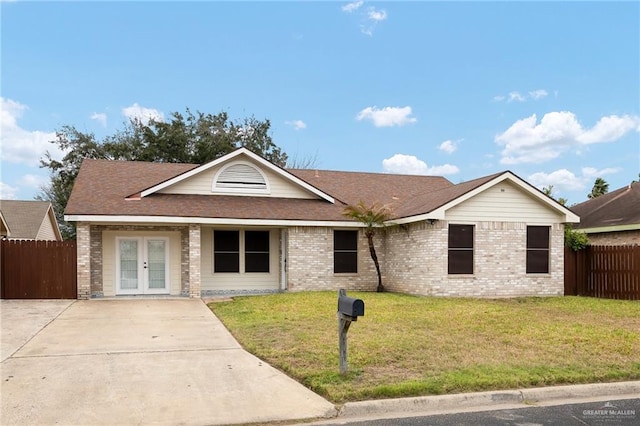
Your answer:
[322,398,639,425]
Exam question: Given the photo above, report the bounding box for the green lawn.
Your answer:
[208,292,640,403]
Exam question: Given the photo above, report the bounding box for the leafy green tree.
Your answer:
[342,201,392,292]
[587,177,609,199]
[40,110,288,239]
[564,224,589,251]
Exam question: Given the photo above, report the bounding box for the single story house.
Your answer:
[571,181,640,245]
[65,148,579,299]
[0,200,63,241]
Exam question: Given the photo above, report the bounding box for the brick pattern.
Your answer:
[585,230,640,246]
[89,226,103,297]
[384,221,564,297]
[76,222,91,299]
[188,225,201,297]
[286,226,381,292]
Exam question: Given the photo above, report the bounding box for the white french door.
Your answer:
[116,237,169,295]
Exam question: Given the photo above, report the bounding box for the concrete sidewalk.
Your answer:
[1,299,336,425]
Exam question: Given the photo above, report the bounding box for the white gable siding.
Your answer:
[445,181,562,223]
[157,161,317,199]
[36,216,59,240]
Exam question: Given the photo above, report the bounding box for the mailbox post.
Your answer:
[337,289,364,375]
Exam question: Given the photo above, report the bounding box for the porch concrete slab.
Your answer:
[1,298,336,425]
[0,299,74,362]
[14,299,241,357]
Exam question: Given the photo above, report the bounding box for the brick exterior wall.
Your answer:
[188,224,201,297]
[286,226,381,292]
[384,221,564,297]
[76,222,91,299]
[585,230,640,246]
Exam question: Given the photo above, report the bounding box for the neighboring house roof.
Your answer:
[0,200,63,240]
[65,148,578,226]
[571,181,640,233]
[0,209,10,237]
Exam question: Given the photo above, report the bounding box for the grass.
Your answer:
[208,292,640,403]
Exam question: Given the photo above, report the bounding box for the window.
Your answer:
[214,230,270,273]
[214,230,240,273]
[245,231,270,273]
[527,226,550,273]
[334,230,358,273]
[448,224,474,274]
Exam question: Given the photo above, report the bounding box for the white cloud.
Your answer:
[577,114,639,144]
[529,89,548,100]
[285,120,307,130]
[439,140,458,154]
[356,106,417,127]
[122,103,164,125]
[382,154,459,176]
[528,167,621,193]
[367,7,387,22]
[90,112,107,127]
[0,182,18,200]
[360,6,387,35]
[508,91,526,102]
[18,174,49,189]
[528,169,585,192]
[493,89,549,103]
[0,97,60,167]
[581,166,620,179]
[342,0,363,13]
[496,111,640,165]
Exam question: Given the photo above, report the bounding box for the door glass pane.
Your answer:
[147,240,166,289]
[120,240,138,289]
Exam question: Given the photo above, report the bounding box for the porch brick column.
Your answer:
[188,224,201,298]
[76,222,91,299]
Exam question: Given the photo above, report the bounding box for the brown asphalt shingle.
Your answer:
[65,158,506,222]
[571,182,640,229]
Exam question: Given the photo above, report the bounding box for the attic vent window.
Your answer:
[213,162,269,194]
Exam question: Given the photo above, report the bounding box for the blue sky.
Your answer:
[1,1,639,206]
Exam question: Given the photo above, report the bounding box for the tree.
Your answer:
[40,110,288,239]
[564,224,589,251]
[342,201,392,292]
[587,177,609,199]
[541,184,568,206]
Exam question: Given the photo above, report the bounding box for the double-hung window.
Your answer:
[214,230,270,273]
[526,226,550,273]
[334,230,358,273]
[448,224,474,274]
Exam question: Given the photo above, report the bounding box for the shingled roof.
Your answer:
[571,182,640,231]
[65,152,576,225]
[0,200,62,240]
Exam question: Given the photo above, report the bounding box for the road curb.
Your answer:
[338,381,640,418]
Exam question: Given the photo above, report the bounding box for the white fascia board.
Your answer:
[46,204,64,240]
[139,148,335,203]
[579,223,640,234]
[387,211,445,225]
[64,214,359,228]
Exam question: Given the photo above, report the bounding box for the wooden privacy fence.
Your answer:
[1,239,77,299]
[565,245,640,300]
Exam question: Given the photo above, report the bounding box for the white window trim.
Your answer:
[212,161,271,195]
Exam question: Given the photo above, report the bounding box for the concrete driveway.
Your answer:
[1,298,336,425]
